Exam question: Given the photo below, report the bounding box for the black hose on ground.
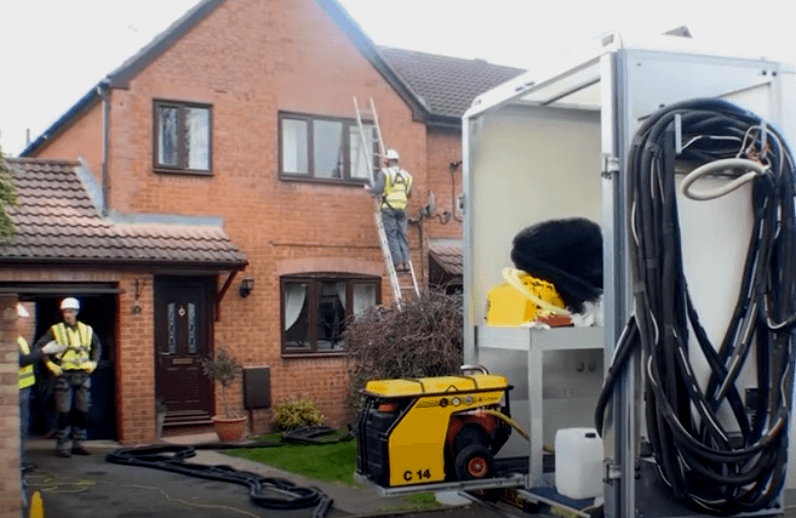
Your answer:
[594,98,796,515]
[105,426,351,516]
[106,445,332,514]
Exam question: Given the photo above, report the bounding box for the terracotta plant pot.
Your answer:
[213,416,247,442]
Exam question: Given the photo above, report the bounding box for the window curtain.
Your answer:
[353,284,376,316]
[282,119,308,173]
[349,125,374,180]
[335,282,346,309]
[158,107,179,166]
[284,283,308,330]
[314,120,344,178]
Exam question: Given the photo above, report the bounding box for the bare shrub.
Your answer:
[343,289,463,414]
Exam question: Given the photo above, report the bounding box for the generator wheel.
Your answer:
[453,424,489,454]
[455,444,494,480]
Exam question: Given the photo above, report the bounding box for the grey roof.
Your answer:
[0,158,247,268]
[379,47,524,122]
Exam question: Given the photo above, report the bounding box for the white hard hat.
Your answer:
[60,297,80,311]
[16,303,30,318]
[386,149,399,160]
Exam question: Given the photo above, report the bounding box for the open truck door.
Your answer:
[463,31,796,518]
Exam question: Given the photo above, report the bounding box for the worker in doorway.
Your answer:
[34,297,101,458]
[18,304,66,512]
[366,149,413,271]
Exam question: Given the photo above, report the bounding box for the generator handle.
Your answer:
[460,364,489,375]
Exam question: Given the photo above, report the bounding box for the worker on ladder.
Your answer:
[366,149,413,272]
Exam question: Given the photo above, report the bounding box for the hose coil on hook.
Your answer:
[595,98,796,514]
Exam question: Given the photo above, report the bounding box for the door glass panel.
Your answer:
[317,281,346,350]
[167,302,176,353]
[188,302,197,354]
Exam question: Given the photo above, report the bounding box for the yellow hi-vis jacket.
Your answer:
[379,167,413,210]
[18,336,35,389]
[51,322,94,371]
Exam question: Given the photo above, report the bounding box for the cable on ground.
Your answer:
[106,444,333,516]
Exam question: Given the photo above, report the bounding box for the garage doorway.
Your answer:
[23,291,118,441]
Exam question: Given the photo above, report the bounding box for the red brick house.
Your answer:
[2,0,522,464]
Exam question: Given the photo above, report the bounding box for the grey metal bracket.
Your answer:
[353,472,527,497]
[604,459,622,485]
[601,153,620,179]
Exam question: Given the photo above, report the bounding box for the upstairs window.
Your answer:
[281,274,380,356]
[154,100,212,174]
[279,112,377,183]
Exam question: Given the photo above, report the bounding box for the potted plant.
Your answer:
[200,346,246,441]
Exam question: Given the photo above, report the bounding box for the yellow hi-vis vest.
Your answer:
[18,336,35,389]
[51,322,94,371]
[379,167,412,210]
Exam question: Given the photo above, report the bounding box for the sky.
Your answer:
[1,0,795,157]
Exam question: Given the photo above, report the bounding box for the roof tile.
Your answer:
[0,158,246,268]
[380,47,524,119]
[429,242,463,276]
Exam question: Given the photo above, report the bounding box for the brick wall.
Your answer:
[0,294,21,518]
[35,101,104,186]
[424,128,464,240]
[30,0,462,436]
[116,272,155,444]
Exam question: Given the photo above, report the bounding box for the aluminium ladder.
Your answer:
[353,97,420,310]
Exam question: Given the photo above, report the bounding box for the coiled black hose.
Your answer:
[106,444,332,516]
[595,98,796,514]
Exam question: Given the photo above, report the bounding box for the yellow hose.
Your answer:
[482,409,529,441]
[502,268,571,316]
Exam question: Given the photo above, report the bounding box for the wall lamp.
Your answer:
[239,277,255,298]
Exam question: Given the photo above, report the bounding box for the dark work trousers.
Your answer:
[54,371,91,453]
[19,387,30,464]
[20,386,31,516]
[381,208,409,265]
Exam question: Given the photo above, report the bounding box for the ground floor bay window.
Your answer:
[281,274,380,356]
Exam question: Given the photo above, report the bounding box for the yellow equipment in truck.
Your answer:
[356,369,514,489]
[486,269,569,327]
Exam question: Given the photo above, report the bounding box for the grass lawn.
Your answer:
[225,432,358,485]
[224,431,446,512]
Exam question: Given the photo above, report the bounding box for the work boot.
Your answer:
[72,427,89,455]
[71,445,91,456]
[55,450,71,458]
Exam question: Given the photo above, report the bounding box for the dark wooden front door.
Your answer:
[155,277,214,426]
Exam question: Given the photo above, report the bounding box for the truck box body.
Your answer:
[462,32,796,517]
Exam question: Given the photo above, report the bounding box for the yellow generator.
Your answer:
[356,367,513,489]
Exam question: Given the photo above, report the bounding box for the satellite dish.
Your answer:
[424,192,436,217]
